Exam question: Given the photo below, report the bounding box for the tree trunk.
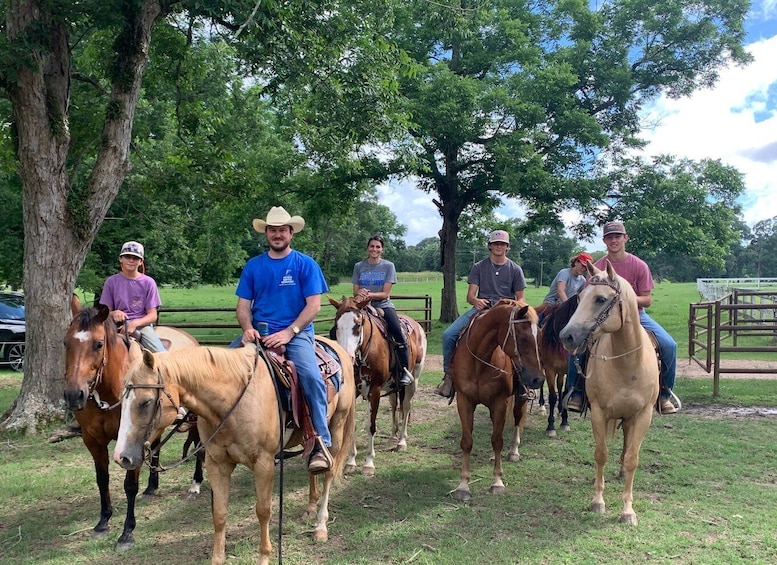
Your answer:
[439,213,460,323]
[2,0,163,433]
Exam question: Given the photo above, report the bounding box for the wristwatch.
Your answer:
[290,325,300,335]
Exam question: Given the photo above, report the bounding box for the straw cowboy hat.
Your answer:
[252,206,305,233]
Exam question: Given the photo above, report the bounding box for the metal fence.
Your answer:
[689,289,777,396]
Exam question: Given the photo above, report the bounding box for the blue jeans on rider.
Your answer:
[565,311,677,400]
[442,307,479,374]
[138,325,167,353]
[230,328,331,447]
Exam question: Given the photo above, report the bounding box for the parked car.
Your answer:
[0,292,25,372]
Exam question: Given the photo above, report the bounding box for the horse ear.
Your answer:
[518,304,530,318]
[605,259,616,279]
[70,294,81,318]
[96,304,110,323]
[142,349,155,369]
[327,295,340,308]
[585,260,597,277]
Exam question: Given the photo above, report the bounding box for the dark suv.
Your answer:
[0,292,25,372]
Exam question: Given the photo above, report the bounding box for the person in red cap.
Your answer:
[564,221,679,414]
[434,229,527,398]
[535,252,593,317]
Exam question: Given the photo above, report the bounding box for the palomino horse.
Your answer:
[63,303,202,550]
[452,299,545,502]
[328,296,427,475]
[559,260,659,525]
[114,339,356,565]
[536,295,579,436]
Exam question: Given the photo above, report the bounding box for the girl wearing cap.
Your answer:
[535,253,593,315]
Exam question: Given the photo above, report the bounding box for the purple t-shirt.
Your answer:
[100,273,162,321]
[594,253,653,310]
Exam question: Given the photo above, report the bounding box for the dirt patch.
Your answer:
[423,354,777,380]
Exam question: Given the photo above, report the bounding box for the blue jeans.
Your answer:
[566,311,677,399]
[138,326,167,353]
[229,329,331,447]
[442,307,479,374]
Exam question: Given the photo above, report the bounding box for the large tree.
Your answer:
[379,0,751,321]
[0,0,399,431]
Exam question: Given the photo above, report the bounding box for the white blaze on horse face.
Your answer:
[113,387,137,463]
[74,330,91,343]
[531,322,542,369]
[336,312,361,358]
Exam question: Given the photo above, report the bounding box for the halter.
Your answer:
[573,274,643,377]
[465,305,542,398]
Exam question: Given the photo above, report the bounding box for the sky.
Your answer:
[378,2,777,248]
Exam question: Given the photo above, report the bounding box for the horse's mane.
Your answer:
[153,346,255,389]
[540,294,579,349]
[493,298,539,324]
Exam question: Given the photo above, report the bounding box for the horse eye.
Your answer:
[93,341,104,352]
[595,296,607,304]
[139,398,154,411]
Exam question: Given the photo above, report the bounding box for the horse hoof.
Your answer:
[362,465,375,477]
[507,452,521,462]
[395,443,407,452]
[488,485,506,495]
[453,489,471,502]
[344,464,357,475]
[538,406,547,415]
[560,424,570,432]
[115,540,134,553]
[590,502,606,513]
[545,429,557,438]
[619,513,638,525]
[92,527,110,540]
[313,528,328,542]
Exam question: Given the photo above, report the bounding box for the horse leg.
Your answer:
[454,395,476,502]
[618,409,653,525]
[83,437,113,539]
[208,455,237,565]
[143,438,160,497]
[251,455,276,564]
[506,397,526,462]
[312,473,334,541]
[488,399,509,493]
[545,371,557,437]
[537,382,547,415]
[186,427,204,497]
[589,408,608,514]
[362,387,381,476]
[116,468,141,551]
[393,384,414,451]
[558,373,570,431]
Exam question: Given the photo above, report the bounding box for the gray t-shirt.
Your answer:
[352,259,397,309]
[543,267,586,305]
[468,258,526,303]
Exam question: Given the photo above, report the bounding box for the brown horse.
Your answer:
[451,299,545,502]
[536,296,579,436]
[328,296,427,475]
[63,303,201,550]
[559,260,659,525]
[113,339,356,565]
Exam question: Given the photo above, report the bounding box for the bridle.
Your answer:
[465,304,542,396]
[573,274,643,376]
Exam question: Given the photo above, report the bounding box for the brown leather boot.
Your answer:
[434,373,453,398]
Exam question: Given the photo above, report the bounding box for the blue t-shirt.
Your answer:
[235,250,328,334]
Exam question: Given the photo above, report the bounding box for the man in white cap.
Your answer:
[233,206,333,473]
[434,229,527,398]
[100,241,167,352]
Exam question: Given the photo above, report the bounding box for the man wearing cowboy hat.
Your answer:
[233,206,333,473]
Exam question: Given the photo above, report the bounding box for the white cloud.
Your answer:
[638,34,777,228]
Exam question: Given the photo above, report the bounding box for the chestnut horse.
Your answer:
[451,299,545,502]
[114,339,356,565]
[537,295,579,436]
[328,296,427,475]
[63,303,202,550]
[560,260,659,525]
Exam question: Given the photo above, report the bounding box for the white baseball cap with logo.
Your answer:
[120,241,144,259]
[488,230,510,244]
